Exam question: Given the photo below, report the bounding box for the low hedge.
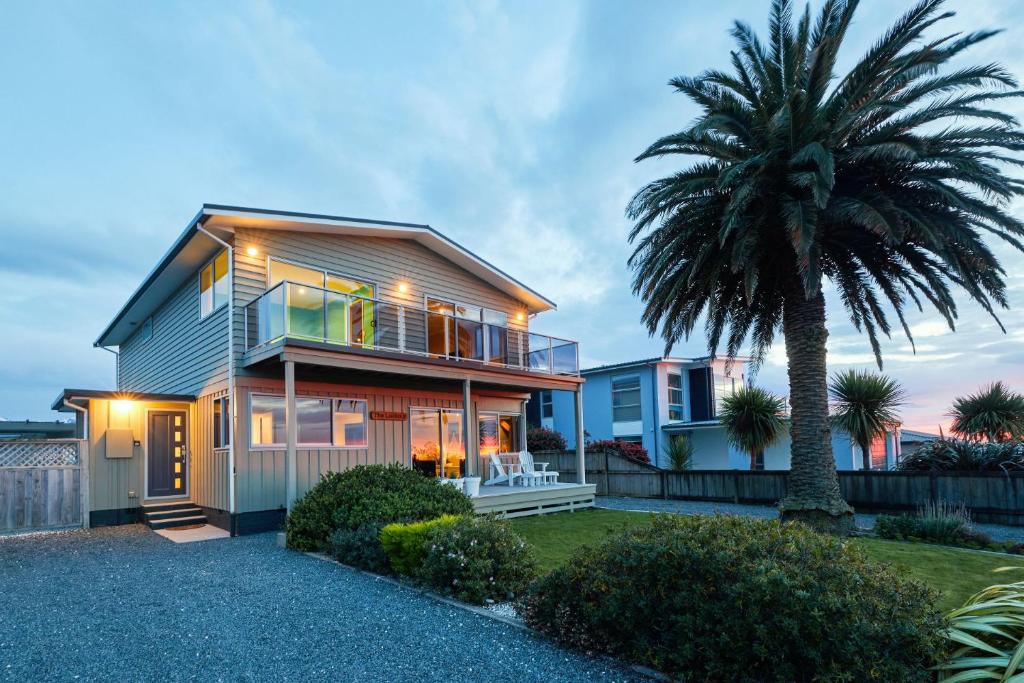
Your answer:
[416,515,536,604]
[329,522,390,573]
[380,515,460,575]
[520,514,947,682]
[285,464,473,551]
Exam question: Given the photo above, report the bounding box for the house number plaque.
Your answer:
[370,411,406,421]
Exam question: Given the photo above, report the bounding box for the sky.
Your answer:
[2,0,1024,433]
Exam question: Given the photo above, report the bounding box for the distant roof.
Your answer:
[580,355,723,375]
[95,204,557,347]
[901,429,942,441]
[0,421,76,437]
[53,388,195,411]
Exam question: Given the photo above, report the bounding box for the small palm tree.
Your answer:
[664,434,695,471]
[829,369,906,470]
[719,387,787,470]
[949,382,1024,442]
[627,0,1024,532]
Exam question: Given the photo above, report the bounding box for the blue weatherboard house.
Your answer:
[529,356,902,471]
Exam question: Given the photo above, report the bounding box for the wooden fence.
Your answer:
[0,440,89,533]
[537,449,1024,526]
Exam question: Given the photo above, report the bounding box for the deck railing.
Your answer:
[244,281,579,376]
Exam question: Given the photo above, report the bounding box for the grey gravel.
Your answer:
[595,496,1024,543]
[0,525,643,683]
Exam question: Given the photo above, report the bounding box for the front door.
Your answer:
[148,410,187,498]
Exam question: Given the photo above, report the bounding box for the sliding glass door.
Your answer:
[478,412,521,481]
[409,408,465,478]
[268,260,375,346]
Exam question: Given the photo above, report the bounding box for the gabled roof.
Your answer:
[95,204,557,347]
[52,388,195,411]
[580,355,720,375]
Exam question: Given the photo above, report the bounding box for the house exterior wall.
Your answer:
[118,272,229,397]
[230,227,531,367]
[232,376,528,514]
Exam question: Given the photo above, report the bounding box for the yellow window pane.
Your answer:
[174,477,181,489]
[269,261,323,288]
[174,463,181,473]
[174,446,181,457]
[214,250,229,282]
[199,263,212,292]
[174,431,181,441]
[174,416,181,427]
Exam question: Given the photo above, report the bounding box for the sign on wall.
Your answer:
[370,411,406,421]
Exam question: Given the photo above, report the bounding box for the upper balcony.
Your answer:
[243,281,579,376]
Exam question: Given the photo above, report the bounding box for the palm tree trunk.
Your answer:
[778,287,854,534]
[860,438,872,471]
[750,450,763,471]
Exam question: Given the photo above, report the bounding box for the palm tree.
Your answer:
[719,387,787,470]
[829,369,906,470]
[627,0,1024,533]
[950,382,1024,442]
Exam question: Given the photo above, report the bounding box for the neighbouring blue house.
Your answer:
[528,356,902,471]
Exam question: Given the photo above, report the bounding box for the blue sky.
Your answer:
[2,0,1023,431]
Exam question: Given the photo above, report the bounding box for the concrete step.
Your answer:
[144,507,202,521]
[142,501,196,514]
[148,515,207,530]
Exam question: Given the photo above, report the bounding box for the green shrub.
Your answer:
[285,464,473,551]
[526,426,566,451]
[938,567,1024,681]
[520,515,947,682]
[380,515,461,575]
[329,522,390,573]
[873,513,922,540]
[664,434,694,471]
[898,438,1024,471]
[416,515,537,605]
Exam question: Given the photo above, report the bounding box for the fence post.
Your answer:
[733,472,741,504]
[79,440,90,529]
[661,470,668,500]
[603,449,610,496]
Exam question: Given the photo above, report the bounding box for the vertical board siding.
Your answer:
[1,466,83,532]
[191,391,230,511]
[230,227,531,366]
[118,269,228,396]
[234,380,469,513]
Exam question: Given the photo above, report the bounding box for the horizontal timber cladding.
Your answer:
[191,390,230,511]
[539,449,1024,526]
[118,269,229,396]
[232,376,527,513]
[230,226,530,364]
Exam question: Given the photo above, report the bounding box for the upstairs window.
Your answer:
[200,250,230,318]
[667,373,684,421]
[140,317,154,343]
[540,390,554,419]
[612,376,642,422]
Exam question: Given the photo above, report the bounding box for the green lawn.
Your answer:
[510,508,1020,612]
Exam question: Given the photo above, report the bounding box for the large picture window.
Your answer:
[199,250,230,318]
[612,376,642,422]
[478,412,521,457]
[667,373,684,421]
[425,297,510,363]
[249,394,368,448]
[268,258,375,346]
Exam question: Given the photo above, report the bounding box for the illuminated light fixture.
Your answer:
[397,282,409,293]
[111,400,133,414]
[246,246,259,257]
[297,287,306,295]
[516,312,525,321]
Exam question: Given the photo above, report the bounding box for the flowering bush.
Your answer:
[415,515,537,605]
[526,426,566,452]
[586,439,651,465]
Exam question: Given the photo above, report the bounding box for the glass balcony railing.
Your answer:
[243,281,579,376]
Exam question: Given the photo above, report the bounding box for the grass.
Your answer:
[509,508,1019,612]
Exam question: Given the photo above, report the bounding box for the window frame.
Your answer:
[199,250,230,319]
[139,316,154,343]
[248,392,369,450]
[213,396,231,450]
[540,390,554,419]
[667,372,684,421]
[424,294,511,362]
[477,410,522,456]
[611,374,642,422]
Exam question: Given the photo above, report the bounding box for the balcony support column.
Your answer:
[519,400,528,453]
[574,387,586,484]
[285,360,298,511]
[462,378,474,478]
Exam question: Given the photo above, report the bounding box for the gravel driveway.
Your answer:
[0,526,642,683]
[595,496,1024,543]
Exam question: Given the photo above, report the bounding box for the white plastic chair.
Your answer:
[518,450,558,486]
[486,453,522,487]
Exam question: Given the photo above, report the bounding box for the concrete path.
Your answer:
[594,496,1024,544]
[0,525,642,682]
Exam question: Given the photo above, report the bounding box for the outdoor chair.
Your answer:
[486,452,523,487]
[518,450,558,487]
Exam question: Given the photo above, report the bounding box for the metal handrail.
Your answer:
[244,280,579,375]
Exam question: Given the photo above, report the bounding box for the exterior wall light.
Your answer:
[516,312,525,321]
[111,400,133,414]
[397,282,409,293]
[246,246,259,257]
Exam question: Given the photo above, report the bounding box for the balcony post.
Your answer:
[574,387,585,484]
[462,378,473,478]
[285,360,298,511]
[548,338,554,374]
[519,399,528,452]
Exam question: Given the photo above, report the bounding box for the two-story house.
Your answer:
[531,356,901,471]
[54,205,591,533]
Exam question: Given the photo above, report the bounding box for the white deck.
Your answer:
[472,482,596,518]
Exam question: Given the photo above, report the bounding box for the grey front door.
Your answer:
[148,410,187,498]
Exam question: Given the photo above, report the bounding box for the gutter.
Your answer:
[196,222,236,514]
[97,346,119,387]
[62,400,89,441]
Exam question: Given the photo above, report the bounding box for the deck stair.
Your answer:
[142,501,207,530]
